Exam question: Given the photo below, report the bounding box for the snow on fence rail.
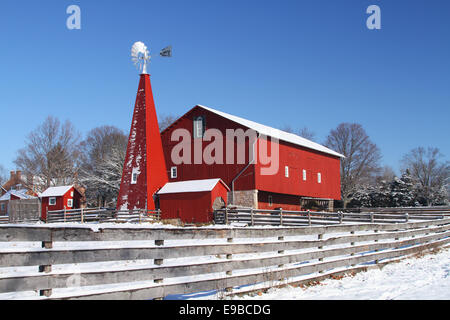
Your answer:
[0,217,449,300]
[46,208,161,224]
[213,208,447,226]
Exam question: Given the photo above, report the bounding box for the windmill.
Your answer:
[131,42,172,74]
[117,41,172,211]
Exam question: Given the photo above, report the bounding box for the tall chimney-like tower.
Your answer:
[116,73,168,211]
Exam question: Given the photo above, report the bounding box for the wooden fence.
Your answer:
[213,208,448,226]
[345,206,450,215]
[46,208,161,224]
[0,216,8,225]
[0,217,449,300]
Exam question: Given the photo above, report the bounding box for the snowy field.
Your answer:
[231,246,450,300]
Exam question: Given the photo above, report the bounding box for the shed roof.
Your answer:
[39,185,73,198]
[157,178,230,195]
[195,105,345,158]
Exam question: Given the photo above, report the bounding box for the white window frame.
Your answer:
[131,168,139,184]
[70,191,74,197]
[285,166,289,178]
[193,116,204,139]
[302,169,307,181]
[49,197,56,206]
[318,172,322,183]
[67,199,73,208]
[170,166,177,179]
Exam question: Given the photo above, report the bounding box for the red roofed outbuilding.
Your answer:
[157,178,229,223]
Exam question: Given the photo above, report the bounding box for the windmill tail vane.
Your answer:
[160,45,172,57]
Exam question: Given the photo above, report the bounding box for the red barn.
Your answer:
[161,105,344,211]
[157,178,229,223]
[40,186,82,221]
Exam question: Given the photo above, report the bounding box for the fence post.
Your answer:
[279,208,283,226]
[338,212,343,224]
[250,208,254,226]
[39,240,53,297]
[374,229,379,264]
[308,210,311,226]
[318,233,324,273]
[350,230,356,267]
[225,237,233,293]
[277,236,284,268]
[225,207,229,225]
[63,206,66,223]
[81,207,84,223]
[370,212,374,223]
[405,213,409,222]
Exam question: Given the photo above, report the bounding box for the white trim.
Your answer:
[196,105,345,158]
[302,169,307,181]
[318,172,322,184]
[67,199,73,208]
[49,197,56,206]
[284,166,289,178]
[170,166,177,179]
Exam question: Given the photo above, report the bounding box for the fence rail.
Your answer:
[0,216,8,225]
[214,208,447,226]
[46,208,161,224]
[0,217,449,300]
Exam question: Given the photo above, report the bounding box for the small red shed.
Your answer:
[40,185,82,221]
[157,178,229,223]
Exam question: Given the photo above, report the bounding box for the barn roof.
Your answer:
[39,185,73,198]
[157,178,230,195]
[195,105,345,158]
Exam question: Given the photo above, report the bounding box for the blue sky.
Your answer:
[0,0,449,174]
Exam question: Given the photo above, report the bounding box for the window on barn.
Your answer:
[170,166,177,179]
[193,116,205,139]
[268,195,273,207]
[49,197,56,206]
[302,169,307,181]
[0,203,4,211]
[131,168,139,184]
[70,191,74,197]
[318,172,322,183]
[67,199,73,208]
[285,166,289,178]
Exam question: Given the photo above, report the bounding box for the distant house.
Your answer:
[0,189,36,215]
[0,171,38,215]
[40,185,83,221]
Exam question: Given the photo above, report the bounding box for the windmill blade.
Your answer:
[160,45,172,57]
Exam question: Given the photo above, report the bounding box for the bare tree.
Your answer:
[280,125,316,141]
[401,147,449,206]
[0,165,7,190]
[158,114,178,132]
[78,126,128,207]
[14,116,81,192]
[324,123,382,208]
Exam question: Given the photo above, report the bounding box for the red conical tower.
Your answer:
[117,73,168,211]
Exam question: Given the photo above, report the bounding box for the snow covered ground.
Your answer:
[231,246,450,300]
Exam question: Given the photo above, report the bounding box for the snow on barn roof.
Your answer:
[39,185,73,198]
[195,105,345,158]
[157,178,229,195]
